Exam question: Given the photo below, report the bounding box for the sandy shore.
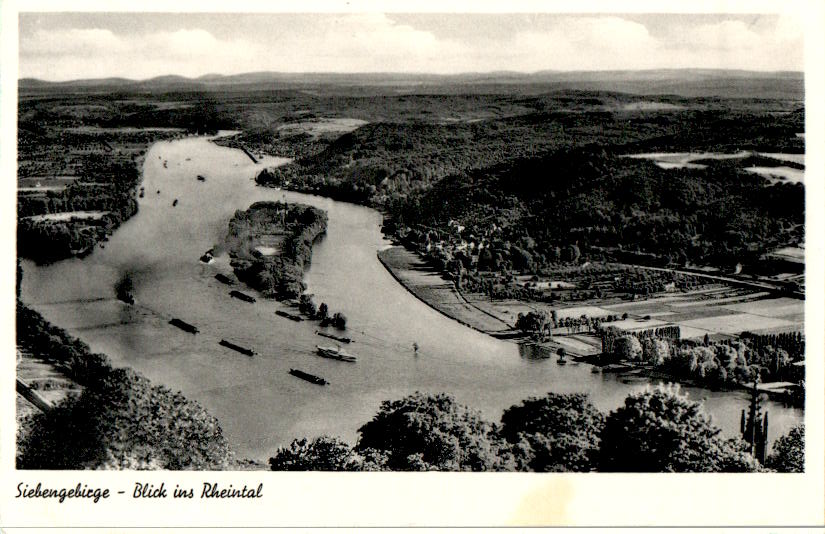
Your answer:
[377,246,516,336]
[376,246,610,358]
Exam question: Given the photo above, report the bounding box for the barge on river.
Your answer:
[276,310,303,322]
[289,368,328,386]
[169,318,199,334]
[219,339,255,357]
[316,331,353,344]
[215,273,234,285]
[230,290,256,303]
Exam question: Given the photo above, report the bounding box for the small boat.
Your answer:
[276,310,303,322]
[172,199,178,207]
[289,368,328,386]
[115,280,135,305]
[230,290,256,303]
[197,175,206,182]
[316,331,353,344]
[219,339,255,357]
[169,318,199,334]
[215,273,234,285]
[163,160,168,168]
[316,345,357,362]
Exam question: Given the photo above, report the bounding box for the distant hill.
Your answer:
[19,69,804,100]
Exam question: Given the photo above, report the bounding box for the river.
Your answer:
[19,134,803,461]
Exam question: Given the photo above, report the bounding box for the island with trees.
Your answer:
[223,201,348,328]
[225,201,328,299]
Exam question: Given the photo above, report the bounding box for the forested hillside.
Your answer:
[254,99,804,271]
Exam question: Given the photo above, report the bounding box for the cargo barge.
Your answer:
[316,345,357,362]
[215,273,234,285]
[276,310,303,322]
[219,339,255,357]
[230,290,256,303]
[169,318,199,334]
[289,368,328,386]
[316,331,353,344]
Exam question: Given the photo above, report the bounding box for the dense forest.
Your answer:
[388,147,803,271]
[16,303,233,469]
[254,103,803,274]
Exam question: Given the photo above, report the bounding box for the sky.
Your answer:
[18,12,804,81]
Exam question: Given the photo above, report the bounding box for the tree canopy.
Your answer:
[500,393,604,472]
[355,392,512,471]
[17,368,232,470]
[765,423,804,473]
[598,385,761,472]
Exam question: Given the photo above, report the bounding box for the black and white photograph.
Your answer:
[3,1,823,528]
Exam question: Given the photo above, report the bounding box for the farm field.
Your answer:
[276,117,368,138]
[22,210,109,222]
[460,278,803,345]
[553,334,602,356]
[723,297,804,317]
[680,314,797,336]
[622,150,751,169]
[601,293,803,340]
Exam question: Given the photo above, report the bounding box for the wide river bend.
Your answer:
[20,135,803,461]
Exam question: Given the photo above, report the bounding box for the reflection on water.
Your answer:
[20,135,803,461]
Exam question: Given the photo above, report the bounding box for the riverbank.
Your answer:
[377,246,517,336]
[376,245,804,407]
[17,125,189,263]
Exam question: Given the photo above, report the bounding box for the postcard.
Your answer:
[1,0,823,529]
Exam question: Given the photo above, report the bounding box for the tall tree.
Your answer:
[765,424,804,473]
[599,385,760,472]
[355,392,511,471]
[500,393,604,472]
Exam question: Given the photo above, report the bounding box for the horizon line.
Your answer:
[19,67,805,84]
